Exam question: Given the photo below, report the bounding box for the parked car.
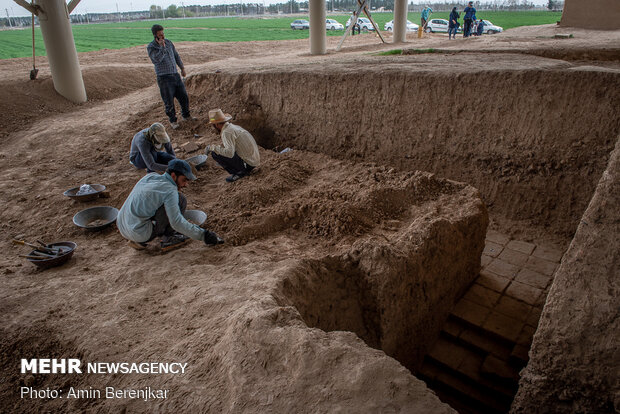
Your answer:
[384,19,419,32]
[425,18,462,33]
[291,19,309,30]
[346,17,375,31]
[326,19,344,30]
[479,20,503,34]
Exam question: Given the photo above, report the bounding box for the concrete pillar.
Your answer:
[309,0,326,55]
[34,0,87,103]
[393,0,407,43]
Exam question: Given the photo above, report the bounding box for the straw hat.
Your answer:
[208,109,232,124]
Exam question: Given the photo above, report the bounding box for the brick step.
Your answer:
[447,314,517,350]
[422,336,517,400]
[444,315,528,371]
[418,361,510,414]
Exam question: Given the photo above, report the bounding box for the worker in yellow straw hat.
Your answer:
[205,109,260,183]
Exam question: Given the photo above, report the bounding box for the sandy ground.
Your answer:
[0,24,619,413]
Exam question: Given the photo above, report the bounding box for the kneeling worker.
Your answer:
[130,122,176,173]
[205,109,260,183]
[117,159,223,251]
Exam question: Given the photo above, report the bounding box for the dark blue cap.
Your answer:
[168,159,197,181]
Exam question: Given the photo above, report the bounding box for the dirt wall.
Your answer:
[187,65,620,242]
[561,0,620,30]
[275,175,488,371]
[511,134,620,413]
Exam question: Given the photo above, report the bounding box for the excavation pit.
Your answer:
[2,33,619,414]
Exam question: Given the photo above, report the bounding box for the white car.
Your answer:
[479,20,503,34]
[346,17,375,31]
[384,19,419,32]
[425,18,463,33]
[326,19,344,30]
[290,19,309,30]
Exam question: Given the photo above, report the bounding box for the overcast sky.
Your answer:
[2,0,550,17]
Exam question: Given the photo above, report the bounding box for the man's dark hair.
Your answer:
[166,166,183,177]
[151,24,164,36]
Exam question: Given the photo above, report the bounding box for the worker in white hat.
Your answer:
[129,122,177,173]
[205,109,260,183]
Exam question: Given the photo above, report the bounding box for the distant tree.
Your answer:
[149,5,163,18]
[166,5,180,18]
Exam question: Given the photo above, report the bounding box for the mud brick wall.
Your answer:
[188,68,620,241]
[511,135,620,413]
[276,174,488,371]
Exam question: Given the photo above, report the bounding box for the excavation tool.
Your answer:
[419,11,432,38]
[13,239,77,269]
[63,184,106,201]
[72,206,118,231]
[29,12,38,80]
[13,239,65,255]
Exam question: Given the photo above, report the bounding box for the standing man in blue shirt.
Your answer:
[463,1,477,38]
[147,24,196,130]
[421,6,433,31]
[117,159,223,252]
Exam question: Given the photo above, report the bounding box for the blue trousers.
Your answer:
[463,19,473,37]
[211,152,254,175]
[448,27,458,38]
[132,150,175,173]
[157,73,190,123]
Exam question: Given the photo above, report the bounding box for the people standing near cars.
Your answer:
[421,5,433,30]
[205,109,260,183]
[448,7,460,39]
[348,11,360,35]
[463,1,476,38]
[129,122,177,173]
[147,24,197,130]
[476,19,485,36]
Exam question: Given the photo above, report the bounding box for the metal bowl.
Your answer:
[183,209,207,225]
[27,241,77,269]
[186,154,207,170]
[63,184,106,202]
[73,206,118,231]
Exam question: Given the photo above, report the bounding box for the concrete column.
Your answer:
[393,0,407,43]
[309,0,326,55]
[34,0,87,103]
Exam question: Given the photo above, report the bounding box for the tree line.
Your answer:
[0,1,562,28]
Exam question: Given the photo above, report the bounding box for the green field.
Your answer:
[0,11,561,60]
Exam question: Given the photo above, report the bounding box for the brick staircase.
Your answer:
[417,231,563,414]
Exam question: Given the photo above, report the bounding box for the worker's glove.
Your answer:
[205,145,212,156]
[204,230,224,246]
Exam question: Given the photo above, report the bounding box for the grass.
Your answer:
[378,49,403,55]
[0,11,562,60]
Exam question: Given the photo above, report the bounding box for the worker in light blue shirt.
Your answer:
[117,159,223,252]
[421,6,433,30]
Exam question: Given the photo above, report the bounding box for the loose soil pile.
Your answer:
[0,25,619,413]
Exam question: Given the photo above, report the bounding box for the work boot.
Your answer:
[225,170,248,183]
[160,233,190,252]
[128,240,148,250]
[170,121,180,130]
[225,174,242,183]
[182,115,198,122]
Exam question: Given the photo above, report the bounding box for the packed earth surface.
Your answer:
[0,25,619,413]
